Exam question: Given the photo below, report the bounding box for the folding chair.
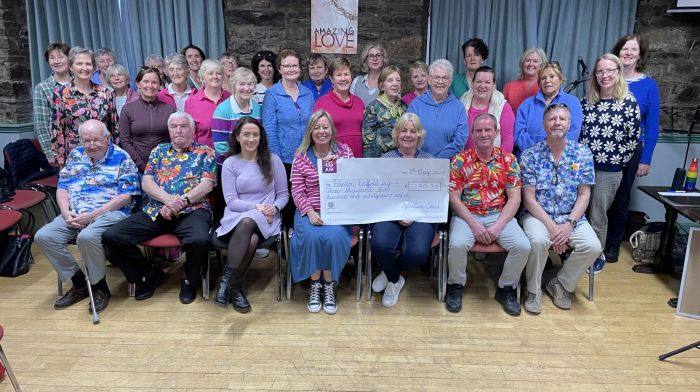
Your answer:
[0,324,22,391]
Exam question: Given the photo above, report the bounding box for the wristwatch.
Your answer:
[565,217,578,228]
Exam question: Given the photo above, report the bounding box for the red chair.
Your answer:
[0,324,22,391]
[0,209,22,233]
[0,189,51,230]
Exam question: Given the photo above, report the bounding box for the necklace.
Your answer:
[314,148,330,158]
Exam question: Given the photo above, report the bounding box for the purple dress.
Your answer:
[215,153,289,239]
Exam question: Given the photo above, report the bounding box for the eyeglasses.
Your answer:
[545,103,569,113]
[367,53,384,60]
[82,136,107,146]
[430,75,450,83]
[280,64,300,70]
[595,68,619,77]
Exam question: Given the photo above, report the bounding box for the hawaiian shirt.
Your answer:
[51,82,118,166]
[58,143,140,215]
[143,142,217,220]
[449,147,521,216]
[520,139,595,224]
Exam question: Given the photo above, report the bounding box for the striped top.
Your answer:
[290,143,353,215]
[210,97,262,164]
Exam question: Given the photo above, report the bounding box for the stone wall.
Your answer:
[0,0,31,124]
[223,0,429,84]
[635,0,700,130]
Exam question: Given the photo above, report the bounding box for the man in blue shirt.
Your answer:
[519,104,602,314]
[35,119,140,314]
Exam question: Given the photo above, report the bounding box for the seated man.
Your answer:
[446,113,530,315]
[35,119,140,313]
[103,111,216,304]
[519,103,602,313]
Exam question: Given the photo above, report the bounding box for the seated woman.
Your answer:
[503,48,547,112]
[290,110,354,315]
[214,117,289,312]
[362,65,407,157]
[461,66,515,153]
[401,61,428,106]
[106,64,137,116]
[370,113,436,307]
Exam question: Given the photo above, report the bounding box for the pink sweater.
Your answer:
[313,91,365,157]
[184,88,231,147]
[464,104,515,153]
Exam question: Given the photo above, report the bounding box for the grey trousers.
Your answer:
[520,213,602,293]
[447,213,531,287]
[588,170,623,249]
[35,211,127,283]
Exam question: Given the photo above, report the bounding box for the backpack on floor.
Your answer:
[629,222,665,264]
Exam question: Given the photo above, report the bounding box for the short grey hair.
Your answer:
[105,64,130,86]
[93,47,116,62]
[198,59,224,81]
[78,119,110,139]
[167,111,195,130]
[429,59,454,79]
[68,46,94,68]
[145,54,164,67]
[164,53,189,72]
[229,67,256,93]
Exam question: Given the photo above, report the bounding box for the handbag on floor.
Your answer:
[629,222,665,265]
[0,210,34,277]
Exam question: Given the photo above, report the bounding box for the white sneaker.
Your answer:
[372,271,388,293]
[524,290,542,314]
[322,280,337,314]
[254,248,270,258]
[382,276,405,307]
[307,281,322,313]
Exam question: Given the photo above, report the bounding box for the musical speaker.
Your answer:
[672,168,686,191]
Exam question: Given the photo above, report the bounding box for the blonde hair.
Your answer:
[586,53,629,103]
[360,43,387,73]
[296,110,338,154]
[391,113,425,147]
[228,67,256,95]
[538,62,566,85]
[518,48,547,79]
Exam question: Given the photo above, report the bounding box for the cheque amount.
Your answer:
[408,182,441,191]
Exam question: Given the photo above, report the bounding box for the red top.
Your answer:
[503,79,539,113]
[313,91,365,157]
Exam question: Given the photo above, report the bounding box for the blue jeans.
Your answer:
[370,221,437,283]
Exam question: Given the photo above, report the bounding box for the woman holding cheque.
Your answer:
[369,113,437,307]
[290,110,354,315]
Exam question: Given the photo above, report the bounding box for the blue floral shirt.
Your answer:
[58,143,140,215]
[143,142,217,220]
[520,139,595,224]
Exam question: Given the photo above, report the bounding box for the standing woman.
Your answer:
[262,48,314,229]
[158,54,197,112]
[185,59,231,148]
[290,110,354,314]
[604,35,661,263]
[119,67,174,172]
[51,46,117,167]
[513,62,583,157]
[181,44,206,89]
[214,117,288,313]
[106,64,138,116]
[370,113,436,306]
[450,37,488,99]
[579,53,640,274]
[219,51,239,94]
[350,43,386,105]
[401,61,429,106]
[251,50,280,104]
[362,65,407,157]
[314,57,365,157]
[34,42,71,164]
[503,48,547,113]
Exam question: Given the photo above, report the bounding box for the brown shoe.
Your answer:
[54,286,89,309]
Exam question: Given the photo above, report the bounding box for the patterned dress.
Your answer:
[51,82,118,166]
[361,95,407,157]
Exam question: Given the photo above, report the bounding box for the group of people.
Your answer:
[31,33,658,317]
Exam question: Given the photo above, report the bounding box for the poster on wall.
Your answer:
[310,0,358,54]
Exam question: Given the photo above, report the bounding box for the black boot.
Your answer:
[214,266,234,307]
[230,283,251,313]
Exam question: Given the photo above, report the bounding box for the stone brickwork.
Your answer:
[635,0,700,130]
[223,0,429,85]
[0,0,32,123]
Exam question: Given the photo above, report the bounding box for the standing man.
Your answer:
[103,112,216,304]
[35,120,140,313]
[520,103,602,313]
[445,113,530,315]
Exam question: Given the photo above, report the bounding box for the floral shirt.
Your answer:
[362,96,407,157]
[51,82,118,166]
[579,94,640,171]
[143,142,217,220]
[449,147,521,216]
[520,139,595,224]
[58,143,140,215]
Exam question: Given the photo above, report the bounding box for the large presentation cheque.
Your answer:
[318,158,450,225]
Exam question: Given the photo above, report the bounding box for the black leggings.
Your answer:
[226,218,262,283]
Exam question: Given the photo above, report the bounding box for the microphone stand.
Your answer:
[565,57,589,95]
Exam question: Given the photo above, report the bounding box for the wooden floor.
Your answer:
[1,245,699,391]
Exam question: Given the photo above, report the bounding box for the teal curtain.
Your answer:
[26,0,225,87]
[428,0,638,97]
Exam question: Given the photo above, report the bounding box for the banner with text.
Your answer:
[319,158,450,224]
[310,0,358,54]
